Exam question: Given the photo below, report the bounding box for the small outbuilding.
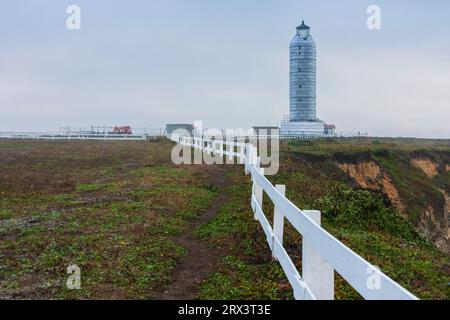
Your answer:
[165,124,194,137]
[324,124,336,137]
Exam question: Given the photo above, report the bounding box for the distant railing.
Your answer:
[0,132,164,141]
[171,133,418,300]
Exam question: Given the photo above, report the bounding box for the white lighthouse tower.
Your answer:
[281,21,326,137]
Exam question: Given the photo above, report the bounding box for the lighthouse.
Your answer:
[281,21,327,137]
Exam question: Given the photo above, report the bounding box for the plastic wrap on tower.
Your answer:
[289,21,317,122]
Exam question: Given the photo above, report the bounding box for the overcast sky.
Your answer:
[1,0,450,138]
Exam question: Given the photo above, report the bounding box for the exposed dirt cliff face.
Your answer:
[338,160,449,254]
[411,158,438,178]
[417,190,450,253]
[337,162,405,213]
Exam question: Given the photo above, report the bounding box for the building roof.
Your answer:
[253,126,279,129]
[166,124,193,127]
[324,124,336,129]
[297,21,310,30]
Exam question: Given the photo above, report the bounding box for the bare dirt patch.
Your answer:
[157,166,230,300]
[411,158,439,178]
[338,162,405,213]
[424,190,450,254]
[417,200,450,254]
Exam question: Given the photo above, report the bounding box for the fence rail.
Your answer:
[0,132,164,141]
[171,134,418,300]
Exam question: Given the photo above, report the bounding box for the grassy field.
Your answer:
[0,139,220,299]
[0,138,449,300]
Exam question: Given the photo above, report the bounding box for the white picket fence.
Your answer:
[171,134,418,300]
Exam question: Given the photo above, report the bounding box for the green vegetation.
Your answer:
[315,189,449,299]
[315,188,422,242]
[76,183,119,193]
[0,209,13,220]
[196,175,293,300]
[286,137,450,156]
[198,139,449,300]
[198,256,288,300]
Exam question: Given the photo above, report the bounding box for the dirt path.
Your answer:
[157,166,230,300]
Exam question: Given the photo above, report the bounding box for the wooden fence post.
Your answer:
[302,210,335,300]
[273,184,286,258]
[244,144,250,174]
